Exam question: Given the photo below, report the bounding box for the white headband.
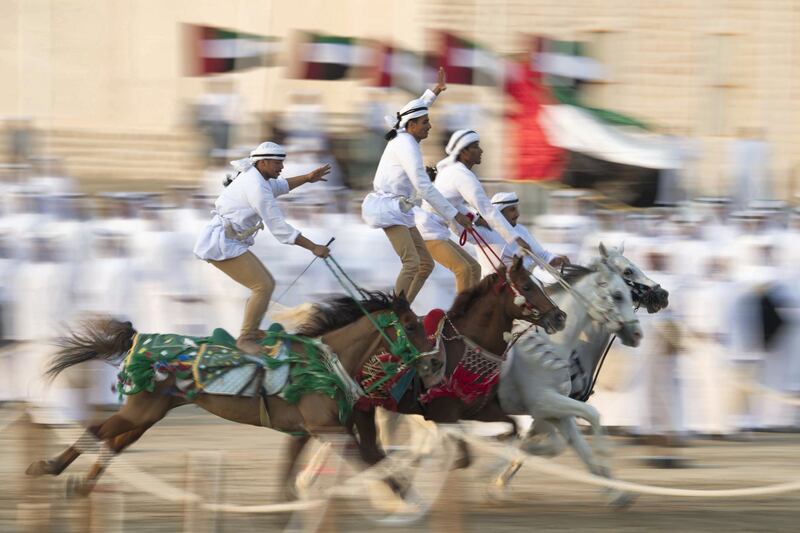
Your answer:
[437,129,480,170]
[491,192,519,207]
[384,97,429,132]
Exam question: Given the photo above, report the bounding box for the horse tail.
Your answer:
[46,318,137,380]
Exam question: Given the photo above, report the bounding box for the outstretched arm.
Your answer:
[286,164,331,191]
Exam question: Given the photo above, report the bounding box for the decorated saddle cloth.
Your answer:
[117,325,290,400]
[117,323,362,424]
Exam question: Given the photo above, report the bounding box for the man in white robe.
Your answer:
[470,192,566,278]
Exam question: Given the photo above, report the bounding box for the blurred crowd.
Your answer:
[1,102,799,440]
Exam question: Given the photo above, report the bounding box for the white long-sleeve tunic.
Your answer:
[472,223,555,278]
[193,167,299,261]
[361,90,458,229]
[415,161,518,244]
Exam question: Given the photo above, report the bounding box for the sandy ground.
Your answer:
[1,404,799,532]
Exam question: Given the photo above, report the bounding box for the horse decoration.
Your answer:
[26,291,436,497]
[598,242,669,314]
[350,256,568,471]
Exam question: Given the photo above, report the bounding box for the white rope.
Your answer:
[51,425,431,514]
[733,376,800,407]
[447,428,800,498]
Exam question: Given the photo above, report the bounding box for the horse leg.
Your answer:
[492,419,565,494]
[522,419,566,457]
[62,388,173,496]
[469,397,521,439]
[530,390,611,460]
[281,433,311,501]
[554,416,635,507]
[25,413,141,478]
[422,397,471,469]
[352,407,385,465]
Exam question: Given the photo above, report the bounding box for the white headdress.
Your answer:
[384,96,431,132]
[491,191,519,208]
[436,129,480,170]
[226,142,287,184]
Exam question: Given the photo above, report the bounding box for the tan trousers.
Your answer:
[209,251,275,338]
[425,239,481,294]
[383,225,434,302]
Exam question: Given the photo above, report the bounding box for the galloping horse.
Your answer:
[26,291,434,496]
[352,256,567,466]
[497,253,643,505]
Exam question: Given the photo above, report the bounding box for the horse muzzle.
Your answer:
[619,321,643,347]
[644,285,669,313]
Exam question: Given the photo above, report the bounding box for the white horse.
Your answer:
[496,248,643,505]
[554,243,667,403]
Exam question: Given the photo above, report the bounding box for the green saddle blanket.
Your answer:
[118,324,290,400]
[116,323,359,424]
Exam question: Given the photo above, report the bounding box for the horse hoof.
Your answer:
[26,460,55,477]
[486,480,511,502]
[452,455,471,470]
[608,490,637,509]
[66,476,95,498]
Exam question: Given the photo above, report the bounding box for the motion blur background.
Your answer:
[1,1,800,530]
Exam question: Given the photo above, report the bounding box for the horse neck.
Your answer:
[450,290,513,356]
[549,274,609,370]
[320,314,383,376]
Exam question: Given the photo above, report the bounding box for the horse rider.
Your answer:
[415,129,534,293]
[361,67,474,303]
[472,191,569,278]
[193,141,331,355]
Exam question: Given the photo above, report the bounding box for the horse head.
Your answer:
[505,256,567,334]
[389,291,443,387]
[586,260,643,347]
[599,242,669,314]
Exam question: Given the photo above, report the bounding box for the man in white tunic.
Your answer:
[471,192,567,278]
[194,141,331,355]
[415,130,533,293]
[361,68,473,302]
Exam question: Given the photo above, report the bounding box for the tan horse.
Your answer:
[26,291,433,496]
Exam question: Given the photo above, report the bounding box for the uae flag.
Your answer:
[294,33,373,80]
[184,24,280,76]
[507,50,679,207]
[532,36,604,85]
[437,31,501,86]
[373,43,437,93]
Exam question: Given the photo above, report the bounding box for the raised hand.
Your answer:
[433,67,447,95]
[307,164,332,183]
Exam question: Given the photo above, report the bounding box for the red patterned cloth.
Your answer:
[354,352,408,411]
[419,358,500,405]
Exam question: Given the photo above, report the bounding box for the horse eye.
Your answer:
[613,291,624,301]
[623,268,633,277]
[406,322,418,331]
[522,284,532,291]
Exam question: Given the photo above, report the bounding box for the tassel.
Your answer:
[514,295,526,307]
[503,331,514,343]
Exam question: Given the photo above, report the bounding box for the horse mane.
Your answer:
[559,263,596,282]
[540,263,597,295]
[297,290,407,337]
[448,271,503,320]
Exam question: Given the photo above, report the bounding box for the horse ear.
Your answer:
[396,290,408,303]
[619,241,625,254]
[599,242,608,258]
[511,255,524,272]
